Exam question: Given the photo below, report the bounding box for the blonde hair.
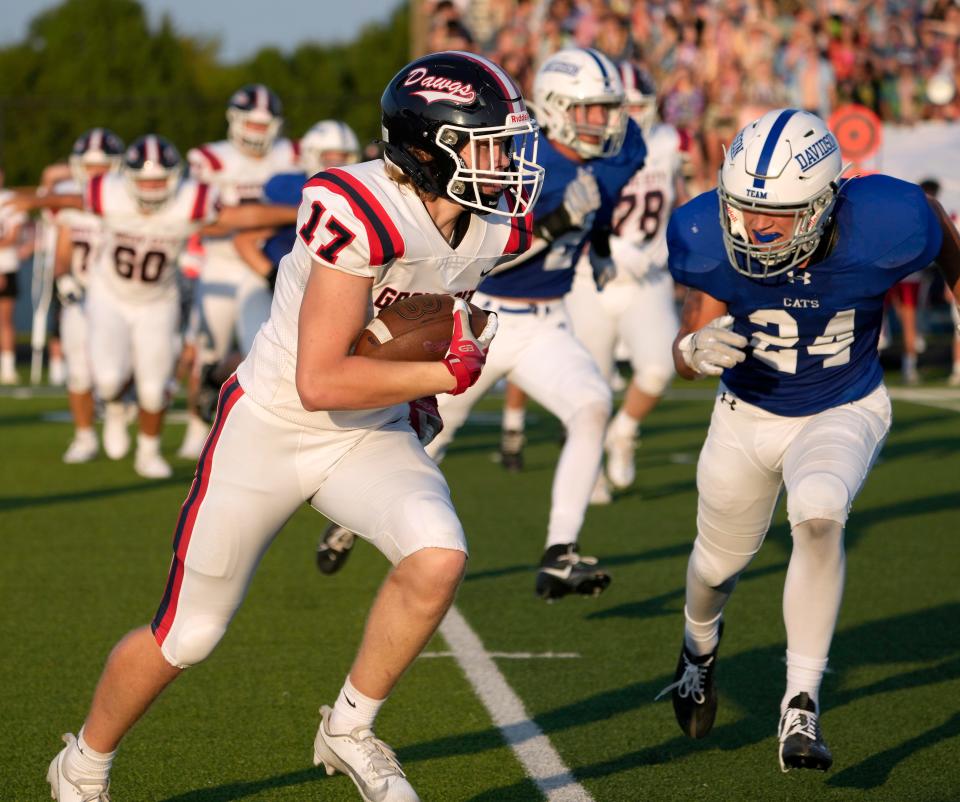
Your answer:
[384,148,438,202]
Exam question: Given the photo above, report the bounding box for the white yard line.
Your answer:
[421,650,580,659]
[887,386,960,413]
[439,606,595,802]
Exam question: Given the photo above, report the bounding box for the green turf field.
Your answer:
[2,383,959,801]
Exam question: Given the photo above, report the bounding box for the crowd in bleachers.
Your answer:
[427,0,960,187]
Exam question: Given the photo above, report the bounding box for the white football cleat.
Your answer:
[313,705,419,802]
[177,416,210,460]
[47,733,111,802]
[589,472,612,505]
[102,403,130,460]
[604,427,637,489]
[949,370,960,387]
[63,432,99,464]
[134,449,173,480]
[0,369,17,386]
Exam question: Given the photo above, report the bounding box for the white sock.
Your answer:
[902,353,917,372]
[75,427,97,442]
[609,408,640,440]
[137,432,161,454]
[545,403,606,547]
[502,406,525,432]
[683,607,722,657]
[0,351,14,374]
[328,676,385,735]
[186,414,209,437]
[63,727,115,784]
[952,361,960,376]
[782,651,829,714]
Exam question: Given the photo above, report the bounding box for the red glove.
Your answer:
[442,298,498,395]
[408,395,443,446]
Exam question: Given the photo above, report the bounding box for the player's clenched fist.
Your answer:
[442,298,498,395]
[678,315,748,376]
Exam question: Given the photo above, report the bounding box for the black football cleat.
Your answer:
[499,429,525,472]
[656,622,723,739]
[535,543,611,600]
[778,693,833,772]
[316,523,356,575]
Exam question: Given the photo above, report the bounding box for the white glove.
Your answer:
[563,168,601,228]
[678,315,748,376]
[55,274,84,306]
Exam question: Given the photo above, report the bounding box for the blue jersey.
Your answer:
[479,119,647,299]
[261,172,305,268]
[668,174,942,416]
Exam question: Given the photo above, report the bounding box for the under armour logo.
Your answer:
[720,392,737,410]
[786,270,812,285]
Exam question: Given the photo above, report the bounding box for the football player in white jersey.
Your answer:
[566,63,688,494]
[178,84,301,460]
[46,51,542,802]
[0,169,26,385]
[17,135,298,479]
[53,127,125,463]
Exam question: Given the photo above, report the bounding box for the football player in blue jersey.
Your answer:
[656,108,960,772]
[421,47,647,600]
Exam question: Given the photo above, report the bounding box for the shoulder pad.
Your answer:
[667,190,729,286]
[834,175,942,269]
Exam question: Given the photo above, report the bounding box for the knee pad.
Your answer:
[788,472,850,527]
[137,381,168,414]
[689,535,745,592]
[631,364,674,397]
[567,397,612,434]
[160,614,229,668]
[95,377,127,403]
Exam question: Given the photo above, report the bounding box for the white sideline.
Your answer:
[439,606,595,802]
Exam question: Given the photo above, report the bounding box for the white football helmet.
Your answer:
[618,62,657,138]
[69,127,125,188]
[719,108,844,279]
[226,84,283,157]
[122,134,182,211]
[300,120,360,175]
[532,47,626,159]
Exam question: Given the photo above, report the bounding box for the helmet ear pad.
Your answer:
[383,141,444,198]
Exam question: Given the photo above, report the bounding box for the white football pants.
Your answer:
[565,268,678,396]
[153,377,466,669]
[427,293,612,549]
[86,281,179,412]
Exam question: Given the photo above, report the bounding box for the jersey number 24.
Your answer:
[749,309,855,374]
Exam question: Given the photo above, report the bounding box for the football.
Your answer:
[352,294,488,361]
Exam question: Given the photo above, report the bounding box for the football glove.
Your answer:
[442,299,498,395]
[563,168,601,229]
[55,274,84,306]
[589,226,616,290]
[408,395,443,446]
[678,315,748,376]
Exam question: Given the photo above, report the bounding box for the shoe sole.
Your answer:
[780,753,832,772]
[536,573,611,600]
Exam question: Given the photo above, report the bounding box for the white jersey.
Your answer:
[605,123,684,283]
[238,159,533,430]
[54,180,104,288]
[85,173,219,303]
[0,189,26,273]
[187,138,299,265]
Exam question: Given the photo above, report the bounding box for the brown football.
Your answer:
[352,294,488,361]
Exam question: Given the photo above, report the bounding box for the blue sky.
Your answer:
[2,0,401,62]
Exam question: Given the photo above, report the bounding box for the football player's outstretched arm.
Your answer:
[214,203,298,232]
[295,265,459,411]
[929,196,960,310]
[233,228,276,277]
[672,287,747,380]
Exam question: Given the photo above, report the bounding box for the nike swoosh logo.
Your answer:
[540,566,573,580]
[480,264,496,276]
[344,694,357,708]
